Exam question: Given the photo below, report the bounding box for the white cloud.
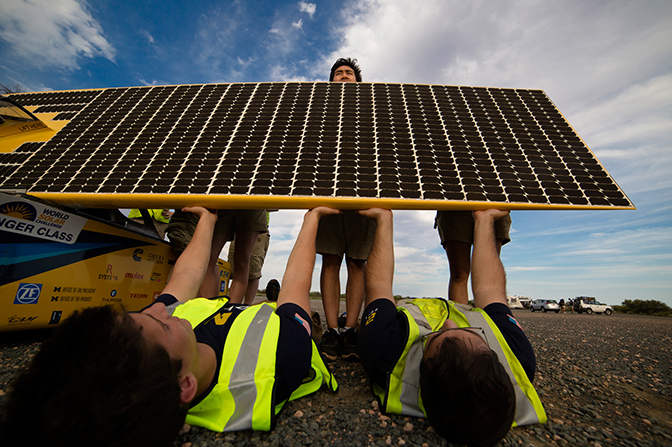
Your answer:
[141,30,155,45]
[0,0,115,70]
[292,19,304,29]
[298,1,316,18]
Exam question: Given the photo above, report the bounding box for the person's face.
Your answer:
[130,304,198,373]
[332,65,357,82]
[422,319,490,360]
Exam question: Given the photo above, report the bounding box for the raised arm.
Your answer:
[358,208,395,307]
[471,209,510,309]
[161,206,217,302]
[277,207,341,316]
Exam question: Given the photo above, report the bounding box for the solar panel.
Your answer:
[0,82,634,210]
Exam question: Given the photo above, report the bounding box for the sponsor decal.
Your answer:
[125,272,144,279]
[132,249,165,265]
[49,311,62,325]
[129,293,149,299]
[14,283,42,304]
[0,194,86,244]
[98,264,118,281]
[146,253,164,264]
[8,315,38,326]
[110,289,118,297]
[56,296,92,303]
[102,297,121,304]
[17,121,47,132]
[151,272,162,282]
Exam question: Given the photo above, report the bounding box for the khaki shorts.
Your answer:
[228,232,270,280]
[316,210,376,260]
[435,211,511,246]
[167,209,268,254]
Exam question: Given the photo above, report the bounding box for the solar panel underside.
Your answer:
[0,82,633,210]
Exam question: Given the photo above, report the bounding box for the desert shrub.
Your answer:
[617,299,671,317]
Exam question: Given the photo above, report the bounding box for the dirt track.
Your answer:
[1,308,671,446]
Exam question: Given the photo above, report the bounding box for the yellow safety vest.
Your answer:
[128,209,170,223]
[375,298,546,427]
[171,298,338,432]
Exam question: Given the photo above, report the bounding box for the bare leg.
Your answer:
[320,253,343,329]
[244,277,260,305]
[444,240,472,305]
[344,257,366,328]
[228,230,259,304]
[198,230,231,299]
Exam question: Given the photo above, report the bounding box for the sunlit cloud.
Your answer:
[0,0,115,70]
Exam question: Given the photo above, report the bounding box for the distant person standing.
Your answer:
[559,298,566,314]
[316,58,376,361]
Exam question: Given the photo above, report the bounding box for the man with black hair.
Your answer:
[0,206,338,446]
[357,208,546,446]
[317,57,376,361]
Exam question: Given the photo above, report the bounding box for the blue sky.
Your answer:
[1,0,671,306]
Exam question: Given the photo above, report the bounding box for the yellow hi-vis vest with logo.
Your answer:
[376,298,546,427]
[170,297,338,432]
[128,209,171,223]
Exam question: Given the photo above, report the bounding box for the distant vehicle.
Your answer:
[507,295,531,309]
[530,299,560,313]
[573,298,613,315]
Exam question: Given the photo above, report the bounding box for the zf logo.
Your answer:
[14,283,43,304]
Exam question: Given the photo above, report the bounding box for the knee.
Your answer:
[449,266,470,283]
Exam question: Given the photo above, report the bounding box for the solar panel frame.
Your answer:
[0,82,634,210]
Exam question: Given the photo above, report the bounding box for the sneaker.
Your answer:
[319,329,341,362]
[340,328,359,361]
[265,279,280,302]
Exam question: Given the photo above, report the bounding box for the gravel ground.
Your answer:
[1,305,671,447]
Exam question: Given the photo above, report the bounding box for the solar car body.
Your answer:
[0,193,231,332]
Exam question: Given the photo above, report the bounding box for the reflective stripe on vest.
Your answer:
[172,299,337,432]
[382,299,546,426]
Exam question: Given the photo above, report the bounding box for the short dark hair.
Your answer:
[420,336,516,447]
[330,57,362,82]
[0,306,186,447]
